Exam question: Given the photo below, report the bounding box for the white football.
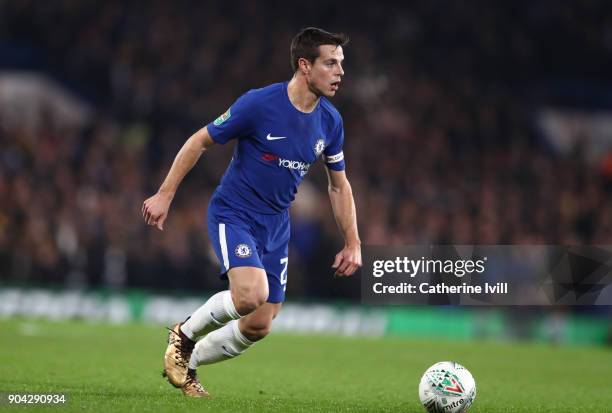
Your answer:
[418,361,476,413]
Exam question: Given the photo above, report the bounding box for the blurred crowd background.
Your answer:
[1,0,612,301]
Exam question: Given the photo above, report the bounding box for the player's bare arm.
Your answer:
[142,126,216,230]
[326,167,362,277]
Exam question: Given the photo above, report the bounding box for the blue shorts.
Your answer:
[207,193,290,303]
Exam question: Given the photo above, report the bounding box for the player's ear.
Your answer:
[298,57,310,75]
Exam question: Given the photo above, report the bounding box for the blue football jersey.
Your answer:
[206,82,345,214]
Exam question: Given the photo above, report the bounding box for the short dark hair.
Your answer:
[290,27,349,72]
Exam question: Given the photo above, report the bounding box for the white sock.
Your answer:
[180,290,241,340]
[188,320,253,369]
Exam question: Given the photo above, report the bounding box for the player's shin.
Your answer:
[188,320,254,368]
[180,290,242,340]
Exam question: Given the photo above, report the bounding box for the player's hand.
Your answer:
[332,243,362,277]
[142,192,173,231]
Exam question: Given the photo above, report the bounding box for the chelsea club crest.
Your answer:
[235,244,252,258]
[314,139,325,157]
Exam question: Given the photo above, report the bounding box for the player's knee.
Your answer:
[229,268,269,315]
[241,320,272,342]
[234,287,268,315]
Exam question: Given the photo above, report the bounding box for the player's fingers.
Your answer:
[331,253,343,269]
[336,258,351,276]
[148,209,162,225]
[333,258,344,276]
[157,215,166,231]
[340,259,361,276]
[342,264,355,276]
[345,262,359,276]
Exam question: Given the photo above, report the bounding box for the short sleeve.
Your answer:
[324,117,345,171]
[207,91,255,144]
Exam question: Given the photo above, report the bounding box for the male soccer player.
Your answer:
[142,27,361,397]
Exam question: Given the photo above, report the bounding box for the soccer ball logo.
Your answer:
[419,361,476,413]
[314,139,325,157]
[235,244,252,258]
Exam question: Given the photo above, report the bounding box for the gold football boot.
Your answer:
[181,368,210,397]
[162,323,195,388]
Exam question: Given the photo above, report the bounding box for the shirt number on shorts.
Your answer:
[280,257,288,291]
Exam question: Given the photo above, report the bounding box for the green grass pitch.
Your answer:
[1,319,610,412]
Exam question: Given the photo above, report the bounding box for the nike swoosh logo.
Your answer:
[221,345,237,357]
[266,133,287,141]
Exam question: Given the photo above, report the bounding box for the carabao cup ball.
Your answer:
[418,361,476,413]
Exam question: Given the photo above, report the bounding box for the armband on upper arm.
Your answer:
[325,151,344,164]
